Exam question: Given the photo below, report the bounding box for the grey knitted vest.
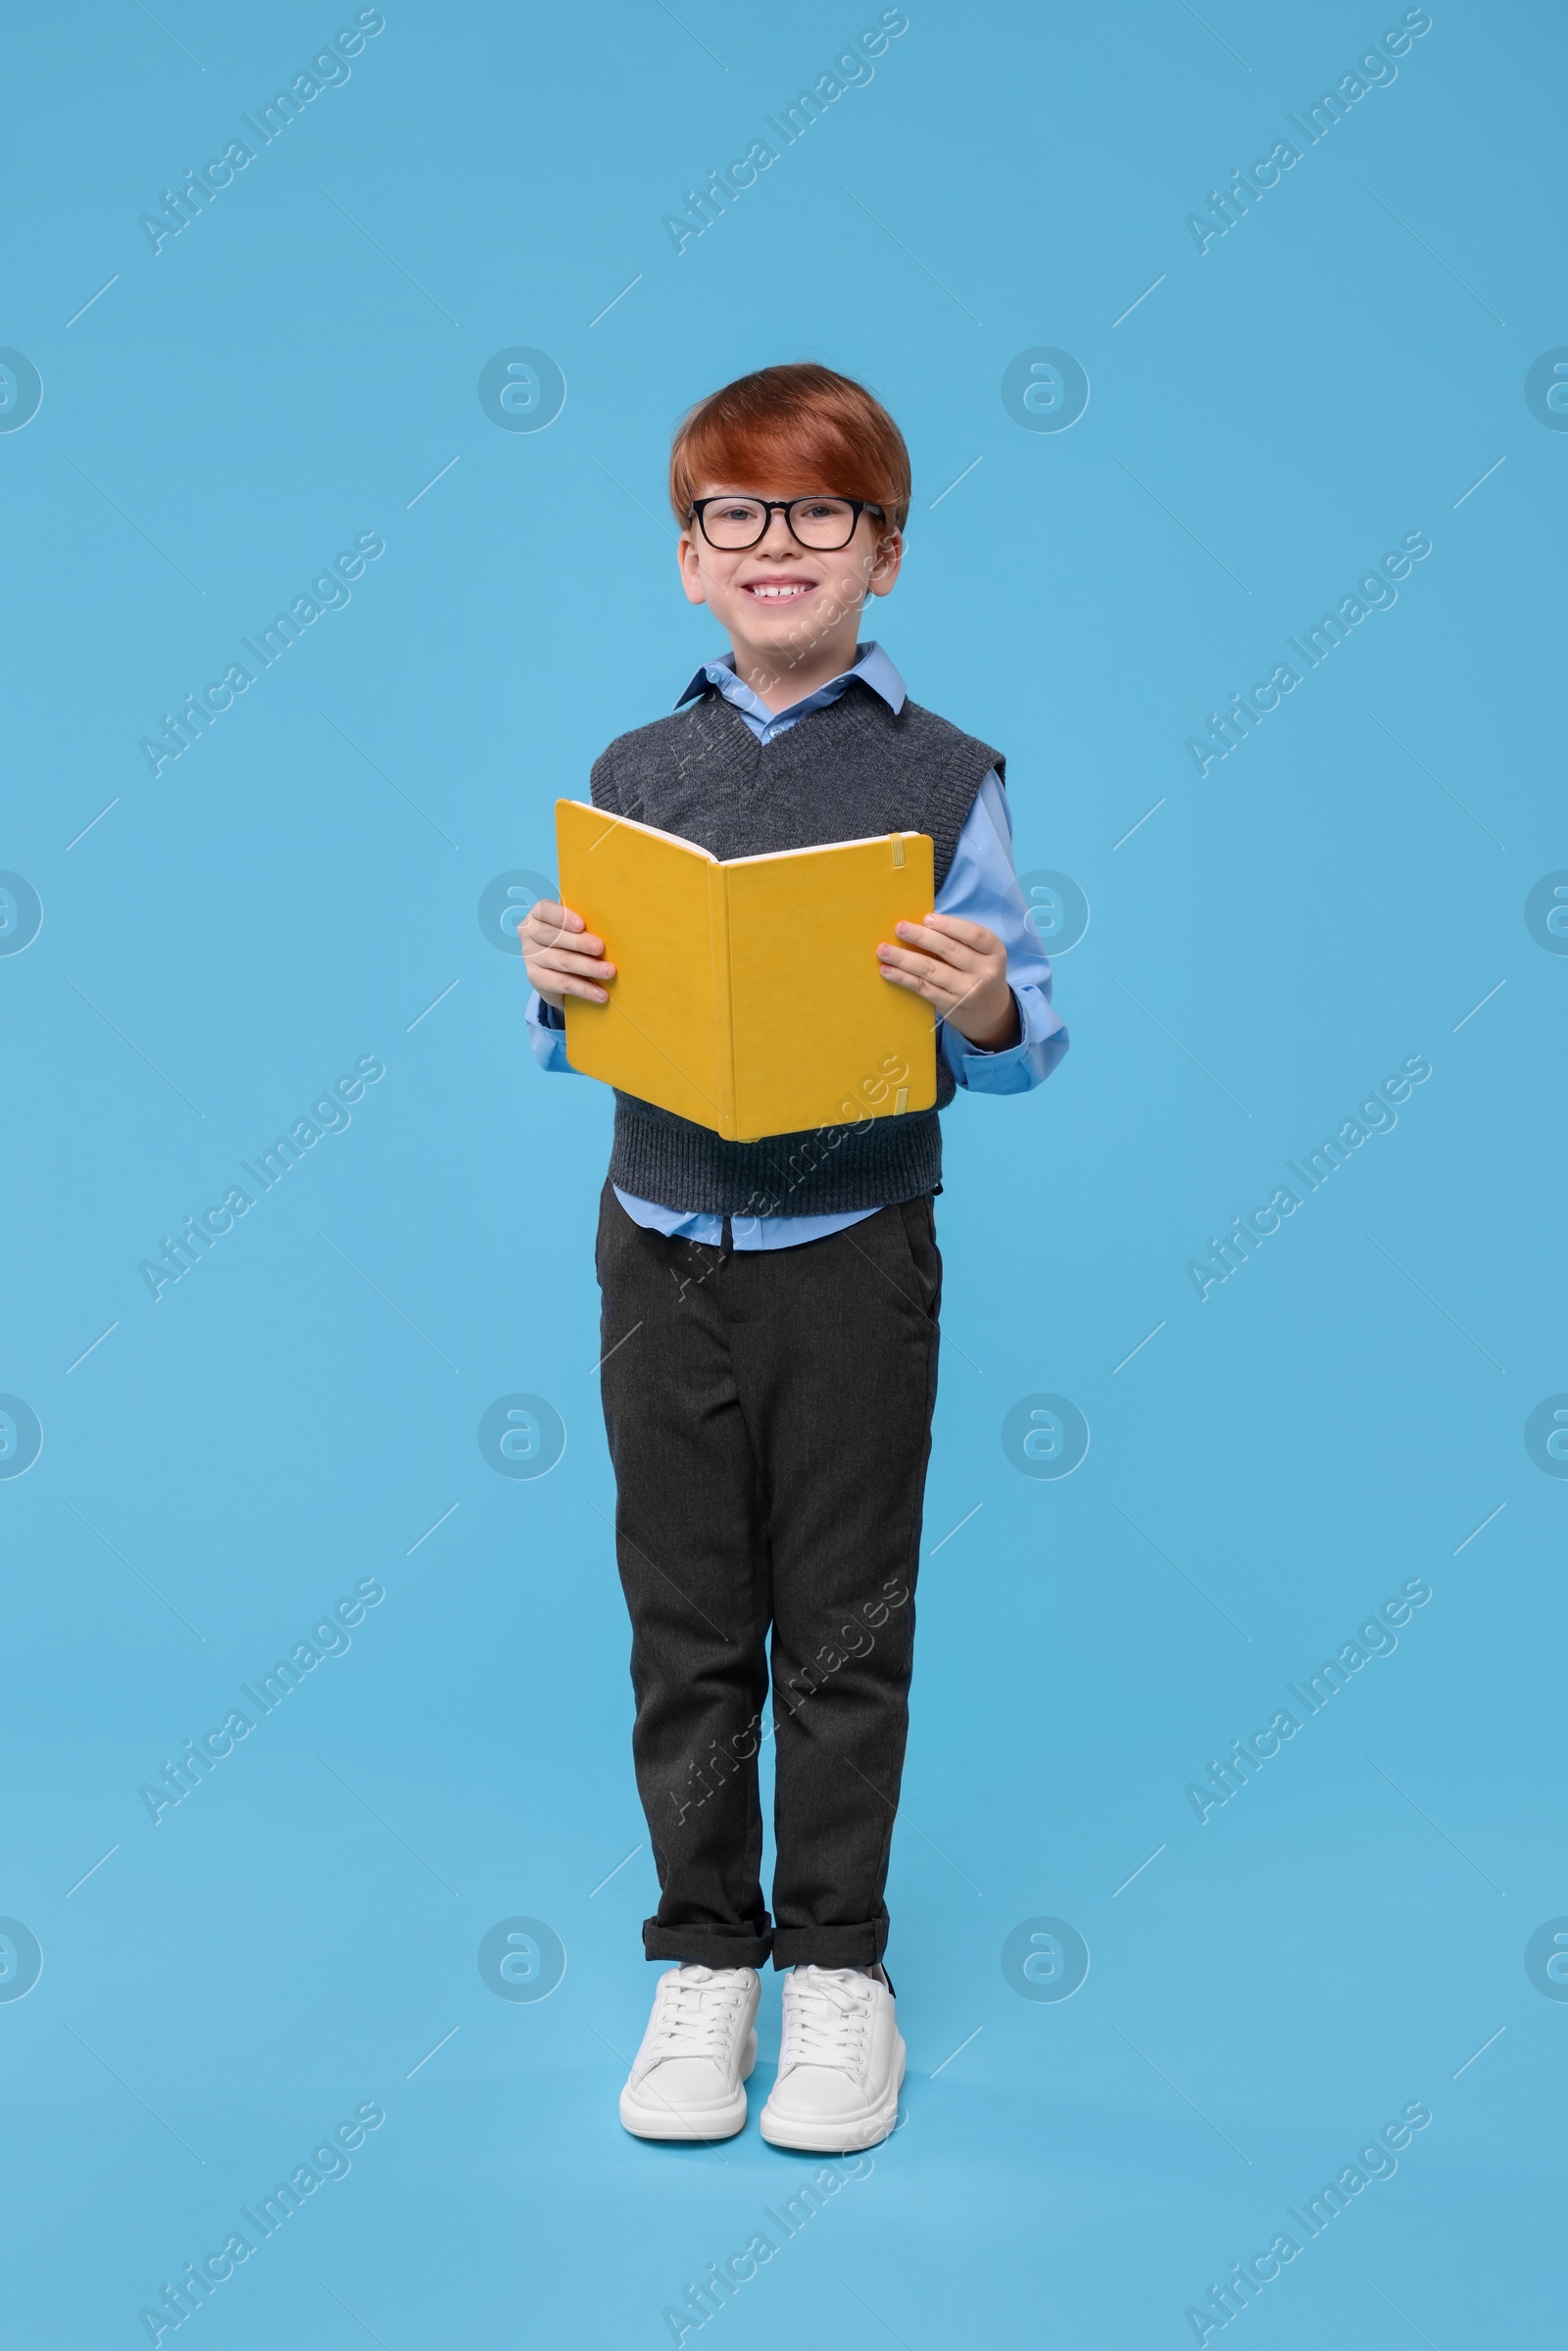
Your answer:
[590,679,1003,1216]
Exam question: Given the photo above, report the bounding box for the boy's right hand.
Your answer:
[520,900,615,1009]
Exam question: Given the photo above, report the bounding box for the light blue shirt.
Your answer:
[526,643,1068,1249]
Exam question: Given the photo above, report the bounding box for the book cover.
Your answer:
[555,799,937,1142]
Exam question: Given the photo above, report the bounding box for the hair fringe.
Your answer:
[669,363,910,532]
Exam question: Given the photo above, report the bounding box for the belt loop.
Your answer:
[720,1213,734,1253]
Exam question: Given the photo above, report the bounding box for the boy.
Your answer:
[521,363,1067,2151]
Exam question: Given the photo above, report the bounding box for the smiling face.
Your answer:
[676,483,904,707]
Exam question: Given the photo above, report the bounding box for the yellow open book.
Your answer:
[556,798,937,1143]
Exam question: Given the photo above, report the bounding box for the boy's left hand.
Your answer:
[876,913,1021,1053]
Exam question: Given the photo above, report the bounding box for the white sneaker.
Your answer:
[618,1964,760,2141]
[759,1966,906,2152]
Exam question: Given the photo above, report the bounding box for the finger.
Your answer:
[888,921,978,971]
[875,942,947,980]
[526,904,592,935]
[528,916,604,957]
[890,950,994,1018]
[531,948,616,982]
[878,953,963,1006]
[881,969,960,1021]
[880,963,936,994]
[525,901,598,941]
[920,911,997,951]
[549,971,612,1004]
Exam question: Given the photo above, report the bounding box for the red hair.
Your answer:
[669,363,911,534]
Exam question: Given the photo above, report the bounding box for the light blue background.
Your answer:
[4,3,1563,2344]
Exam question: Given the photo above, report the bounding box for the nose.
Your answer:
[757,505,800,554]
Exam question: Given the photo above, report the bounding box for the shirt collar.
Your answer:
[675,640,906,722]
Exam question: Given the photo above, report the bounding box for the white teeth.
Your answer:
[747,583,809,598]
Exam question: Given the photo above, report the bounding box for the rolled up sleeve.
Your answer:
[935,772,1069,1095]
[525,990,577,1074]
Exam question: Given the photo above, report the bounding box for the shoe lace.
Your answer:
[648,1966,748,2060]
[781,1967,874,2069]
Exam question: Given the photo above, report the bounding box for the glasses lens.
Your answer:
[789,498,858,548]
[702,498,768,547]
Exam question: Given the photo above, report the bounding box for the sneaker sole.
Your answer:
[619,2028,757,2142]
[758,2033,906,2153]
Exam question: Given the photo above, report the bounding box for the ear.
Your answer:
[866,527,904,598]
[676,529,709,608]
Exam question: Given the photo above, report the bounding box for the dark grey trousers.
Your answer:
[595,1183,942,1969]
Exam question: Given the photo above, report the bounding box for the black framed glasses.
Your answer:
[688,495,886,552]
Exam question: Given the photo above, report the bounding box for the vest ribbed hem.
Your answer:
[610,1093,943,1216]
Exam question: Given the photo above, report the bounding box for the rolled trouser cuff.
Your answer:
[643,1917,773,1970]
[770,1923,886,1971]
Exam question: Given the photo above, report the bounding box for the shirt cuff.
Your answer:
[525,990,575,1072]
[944,988,1068,1095]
